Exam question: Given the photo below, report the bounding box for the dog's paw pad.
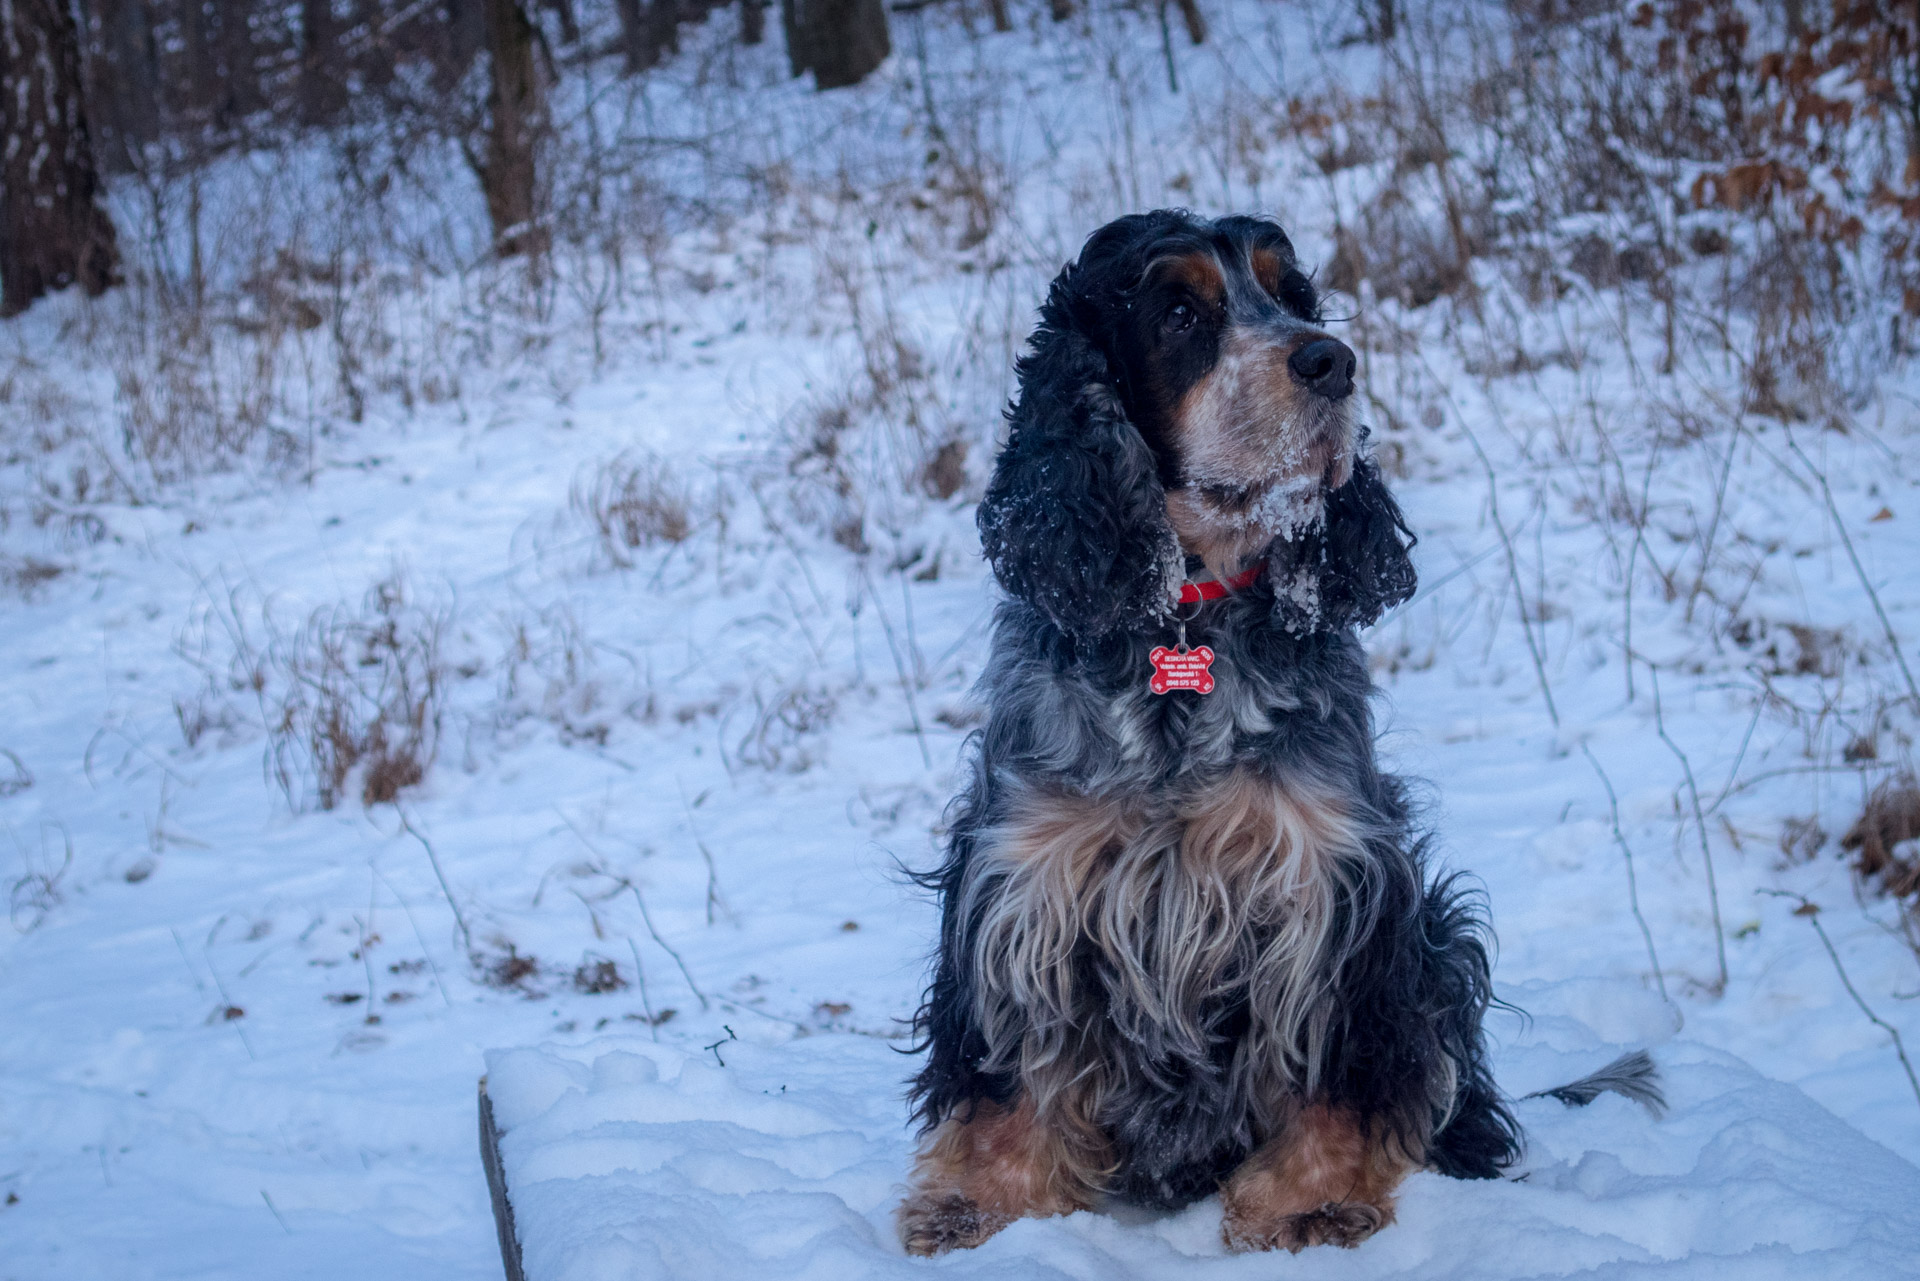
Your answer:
[897,1190,1012,1256]
[1225,1200,1388,1253]
[1279,1201,1385,1251]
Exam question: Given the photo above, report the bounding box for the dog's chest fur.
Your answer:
[959,597,1381,1204]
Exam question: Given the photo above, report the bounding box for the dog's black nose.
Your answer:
[1287,338,1357,401]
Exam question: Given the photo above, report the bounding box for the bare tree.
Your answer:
[615,0,678,74]
[300,0,347,124]
[0,0,121,317]
[177,0,216,117]
[540,0,579,45]
[1173,0,1206,43]
[476,0,547,257]
[214,0,265,120]
[781,0,888,90]
[437,0,488,94]
[84,0,160,169]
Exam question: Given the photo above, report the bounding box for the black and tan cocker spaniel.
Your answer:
[899,210,1534,1256]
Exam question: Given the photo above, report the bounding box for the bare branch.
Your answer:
[1786,435,1920,709]
[1581,742,1680,1023]
[1652,668,1728,996]
[1762,890,1920,1117]
[396,806,473,959]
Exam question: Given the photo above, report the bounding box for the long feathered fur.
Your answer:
[908,212,1523,1214]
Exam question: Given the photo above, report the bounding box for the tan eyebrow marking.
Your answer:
[1149,251,1225,308]
[1250,247,1286,296]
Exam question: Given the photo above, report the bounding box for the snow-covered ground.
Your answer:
[485,1034,1920,1279]
[5,4,1920,1277]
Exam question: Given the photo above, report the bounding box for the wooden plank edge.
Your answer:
[478,1076,528,1281]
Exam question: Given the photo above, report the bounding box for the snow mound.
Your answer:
[483,1034,1920,1280]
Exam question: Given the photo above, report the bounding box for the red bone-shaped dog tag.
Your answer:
[1148,644,1215,695]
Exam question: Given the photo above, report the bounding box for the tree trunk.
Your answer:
[356,0,396,92]
[478,0,546,257]
[1049,0,1073,22]
[615,0,677,74]
[214,0,264,120]
[740,0,764,45]
[178,0,217,120]
[987,0,1011,33]
[300,0,347,124]
[783,0,887,90]
[1173,0,1205,43]
[779,0,806,76]
[646,0,679,64]
[85,0,161,170]
[615,0,644,71]
[437,0,487,94]
[0,0,122,316]
[1372,0,1396,42]
[541,0,579,45]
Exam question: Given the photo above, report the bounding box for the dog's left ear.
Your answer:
[1266,447,1417,634]
[977,325,1181,640]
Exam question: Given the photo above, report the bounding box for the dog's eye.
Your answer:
[1163,303,1196,334]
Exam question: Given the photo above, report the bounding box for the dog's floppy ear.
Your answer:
[977,316,1180,641]
[1266,445,1416,634]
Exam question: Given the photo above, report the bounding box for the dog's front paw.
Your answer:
[1222,1200,1386,1253]
[1277,1200,1386,1251]
[897,1189,1013,1256]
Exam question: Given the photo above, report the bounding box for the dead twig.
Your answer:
[676,779,733,927]
[1787,435,1920,708]
[395,806,473,959]
[371,862,454,1008]
[260,1189,293,1236]
[1761,890,1920,1117]
[1652,668,1728,996]
[1419,355,1560,726]
[555,809,709,1010]
[627,937,659,1041]
[202,945,256,1061]
[1704,698,1766,817]
[1581,742,1679,1022]
[861,566,934,768]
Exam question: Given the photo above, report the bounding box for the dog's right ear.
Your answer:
[977,303,1180,641]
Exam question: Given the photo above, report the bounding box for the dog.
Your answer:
[897,209,1525,1256]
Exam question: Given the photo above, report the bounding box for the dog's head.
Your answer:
[979,210,1415,640]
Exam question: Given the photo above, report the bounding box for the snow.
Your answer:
[485,1026,1920,1279]
[3,2,1920,1278]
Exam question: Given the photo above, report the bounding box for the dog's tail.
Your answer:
[1522,1050,1666,1118]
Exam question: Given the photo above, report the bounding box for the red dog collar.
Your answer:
[1177,560,1266,605]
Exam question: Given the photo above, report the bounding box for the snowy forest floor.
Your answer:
[5,3,1920,1278]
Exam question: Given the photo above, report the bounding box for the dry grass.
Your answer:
[496,602,655,745]
[276,577,446,810]
[1844,777,1920,900]
[0,555,67,596]
[733,681,839,773]
[179,572,448,811]
[480,944,543,992]
[571,451,695,568]
[573,956,629,994]
[7,825,70,933]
